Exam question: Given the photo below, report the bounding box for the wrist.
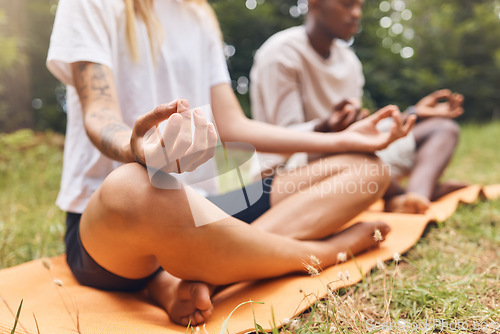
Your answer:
[122,140,136,163]
[323,131,349,153]
[405,106,419,121]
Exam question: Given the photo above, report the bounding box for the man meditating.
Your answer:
[250,0,466,214]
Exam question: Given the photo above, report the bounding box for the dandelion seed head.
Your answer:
[376,259,386,270]
[309,254,321,267]
[337,252,347,263]
[337,271,345,281]
[393,252,401,262]
[288,319,300,330]
[373,229,383,242]
[345,270,351,281]
[53,279,63,287]
[305,264,320,276]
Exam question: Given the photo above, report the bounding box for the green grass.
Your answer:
[277,198,500,333]
[0,129,65,268]
[443,122,500,184]
[1,122,500,333]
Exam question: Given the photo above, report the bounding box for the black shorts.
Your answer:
[65,177,274,291]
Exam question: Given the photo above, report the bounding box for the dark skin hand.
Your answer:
[314,99,369,133]
[414,89,464,119]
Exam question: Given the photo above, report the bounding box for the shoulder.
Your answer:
[333,40,362,64]
[254,26,307,67]
[55,0,122,18]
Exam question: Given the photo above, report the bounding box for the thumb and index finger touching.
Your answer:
[137,99,190,134]
[371,104,416,137]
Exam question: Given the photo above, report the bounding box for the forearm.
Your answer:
[212,84,375,155]
[221,116,354,154]
[72,61,134,163]
[83,107,134,163]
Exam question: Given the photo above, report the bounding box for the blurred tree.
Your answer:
[0,0,65,133]
[355,0,500,121]
[27,0,66,133]
[0,0,33,132]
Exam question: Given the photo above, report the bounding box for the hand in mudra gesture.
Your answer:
[343,105,416,152]
[131,99,218,174]
[415,89,464,119]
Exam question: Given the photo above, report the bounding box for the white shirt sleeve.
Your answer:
[207,31,231,87]
[46,0,114,86]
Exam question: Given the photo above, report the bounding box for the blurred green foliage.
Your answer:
[0,9,21,126]
[356,0,500,120]
[27,0,67,133]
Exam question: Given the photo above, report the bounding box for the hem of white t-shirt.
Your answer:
[209,77,231,89]
[56,196,88,215]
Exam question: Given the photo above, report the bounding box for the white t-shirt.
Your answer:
[47,0,230,213]
[250,26,365,172]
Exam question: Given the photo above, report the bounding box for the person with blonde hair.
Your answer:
[47,0,414,326]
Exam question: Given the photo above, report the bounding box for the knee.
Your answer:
[430,118,460,141]
[438,118,460,139]
[99,163,180,222]
[366,154,391,194]
[99,163,149,214]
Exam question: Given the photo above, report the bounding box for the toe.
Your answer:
[180,316,190,327]
[193,310,205,324]
[191,283,213,311]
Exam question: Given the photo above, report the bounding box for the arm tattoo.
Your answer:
[89,64,112,100]
[74,62,131,161]
[75,62,112,104]
[100,122,130,159]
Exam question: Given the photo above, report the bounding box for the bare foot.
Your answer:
[384,192,430,214]
[146,270,215,326]
[320,221,391,266]
[432,181,469,201]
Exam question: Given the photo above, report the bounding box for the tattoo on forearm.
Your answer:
[100,122,130,160]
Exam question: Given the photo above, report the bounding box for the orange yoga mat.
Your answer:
[1,185,499,334]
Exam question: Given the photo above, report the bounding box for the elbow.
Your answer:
[216,116,248,143]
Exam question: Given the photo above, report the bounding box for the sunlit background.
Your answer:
[1,0,500,134]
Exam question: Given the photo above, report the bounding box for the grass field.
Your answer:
[1,122,499,333]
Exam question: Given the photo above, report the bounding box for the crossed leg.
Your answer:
[252,153,390,239]
[79,157,390,326]
[407,117,465,201]
[385,117,465,213]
